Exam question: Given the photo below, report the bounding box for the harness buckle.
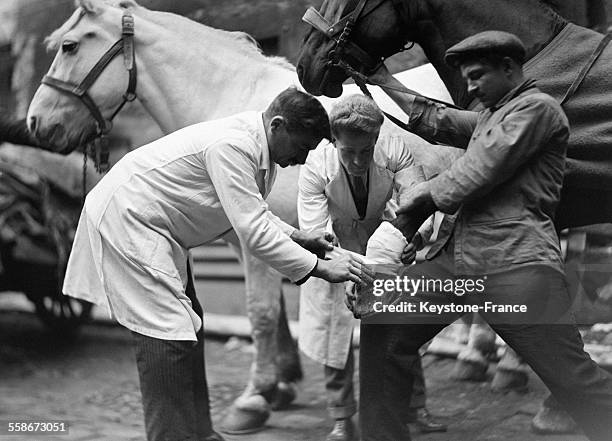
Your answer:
[122,12,135,35]
[123,91,137,102]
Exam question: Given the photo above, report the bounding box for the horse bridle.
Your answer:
[302,0,411,78]
[41,10,137,171]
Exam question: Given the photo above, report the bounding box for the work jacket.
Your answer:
[408,80,570,275]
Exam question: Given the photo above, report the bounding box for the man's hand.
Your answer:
[311,254,375,285]
[401,242,417,265]
[393,182,437,240]
[397,181,436,216]
[291,230,336,258]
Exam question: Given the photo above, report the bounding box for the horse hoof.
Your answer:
[531,405,578,434]
[451,360,488,381]
[270,381,297,411]
[219,398,270,435]
[491,369,528,392]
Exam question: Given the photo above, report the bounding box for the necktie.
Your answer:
[352,174,368,219]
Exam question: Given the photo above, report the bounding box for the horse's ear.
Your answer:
[76,0,104,15]
[117,0,139,10]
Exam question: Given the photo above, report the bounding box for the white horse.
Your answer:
[26,0,456,418]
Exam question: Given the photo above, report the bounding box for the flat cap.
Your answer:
[444,31,526,68]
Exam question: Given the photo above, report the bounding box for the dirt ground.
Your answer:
[0,309,592,441]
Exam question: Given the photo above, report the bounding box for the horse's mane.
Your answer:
[44,0,295,72]
[227,31,294,70]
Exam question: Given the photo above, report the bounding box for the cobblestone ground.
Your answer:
[0,310,591,441]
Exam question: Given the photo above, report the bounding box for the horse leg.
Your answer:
[491,346,530,392]
[452,313,496,381]
[221,249,281,434]
[269,293,301,410]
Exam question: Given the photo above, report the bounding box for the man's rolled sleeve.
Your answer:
[408,96,478,148]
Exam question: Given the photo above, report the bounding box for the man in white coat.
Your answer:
[62,88,373,441]
[298,95,446,441]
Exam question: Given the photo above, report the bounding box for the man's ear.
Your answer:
[270,116,285,132]
[502,56,515,76]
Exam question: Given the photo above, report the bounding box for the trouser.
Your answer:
[132,263,214,441]
[324,340,426,420]
[325,343,357,419]
[359,257,612,441]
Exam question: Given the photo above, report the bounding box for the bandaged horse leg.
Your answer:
[244,254,284,396]
[452,313,497,381]
[492,345,530,391]
[221,250,298,433]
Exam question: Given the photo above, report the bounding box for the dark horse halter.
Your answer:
[41,10,137,173]
[302,0,452,132]
[303,0,411,81]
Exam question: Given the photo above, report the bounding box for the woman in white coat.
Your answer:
[298,95,446,441]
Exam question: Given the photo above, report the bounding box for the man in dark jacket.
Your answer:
[350,31,612,441]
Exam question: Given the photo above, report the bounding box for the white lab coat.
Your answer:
[63,112,317,341]
[297,135,427,368]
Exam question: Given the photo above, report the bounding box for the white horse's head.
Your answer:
[27,0,140,154]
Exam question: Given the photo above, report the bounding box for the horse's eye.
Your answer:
[62,41,79,54]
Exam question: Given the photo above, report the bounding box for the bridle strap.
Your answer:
[41,10,137,136]
[302,0,409,75]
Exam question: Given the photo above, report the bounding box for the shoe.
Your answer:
[406,408,447,433]
[531,404,577,434]
[269,381,297,410]
[326,418,356,441]
[204,432,225,441]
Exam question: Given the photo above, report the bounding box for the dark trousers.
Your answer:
[132,264,214,441]
[325,345,357,419]
[324,339,426,421]
[359,258,612,441]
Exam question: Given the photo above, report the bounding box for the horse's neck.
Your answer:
[133,10,298,134]
[412,0,567,107]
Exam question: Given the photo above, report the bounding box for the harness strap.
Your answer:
[560,32,611,106]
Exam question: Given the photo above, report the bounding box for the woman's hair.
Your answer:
[329,94,384,139]
[266,87,331,141]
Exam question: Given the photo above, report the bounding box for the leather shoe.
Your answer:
[406,408,447,433]
[326,418,356,441]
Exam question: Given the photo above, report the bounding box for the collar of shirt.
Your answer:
[489,78,538,112]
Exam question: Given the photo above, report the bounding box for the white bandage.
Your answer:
[365,221,408,264]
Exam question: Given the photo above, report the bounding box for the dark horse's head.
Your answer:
[297,0,412,97]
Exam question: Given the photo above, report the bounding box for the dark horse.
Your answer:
[297,0,612,229]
